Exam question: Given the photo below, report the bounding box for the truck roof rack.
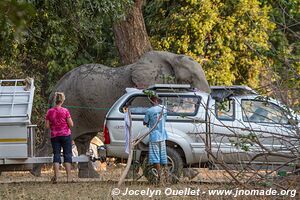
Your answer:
[146,84,193,91]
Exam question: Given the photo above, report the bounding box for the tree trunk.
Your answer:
[113,0,152,65]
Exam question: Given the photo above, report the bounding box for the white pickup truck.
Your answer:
[101,84,299,180]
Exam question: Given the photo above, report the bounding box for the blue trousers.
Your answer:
[149,140,167,165]
[51,135,72,163]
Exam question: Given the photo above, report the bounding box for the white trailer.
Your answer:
[0,79,89,169]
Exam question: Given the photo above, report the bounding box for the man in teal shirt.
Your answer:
[143,96,167,181]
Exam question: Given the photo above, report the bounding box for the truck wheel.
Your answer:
[142,147,183,184]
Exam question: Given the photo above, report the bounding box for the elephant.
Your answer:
[33,51,210,178]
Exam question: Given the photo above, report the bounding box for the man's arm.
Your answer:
[143,111,149,127]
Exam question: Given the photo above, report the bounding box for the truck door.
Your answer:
[210,98,237,163]
[162,95,207,164]
[234,98,294,164]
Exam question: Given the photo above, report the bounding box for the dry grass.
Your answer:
[0,165,299,200]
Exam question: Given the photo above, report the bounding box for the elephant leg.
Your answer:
[75,132,100,178]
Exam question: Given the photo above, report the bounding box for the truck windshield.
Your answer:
[242,100,289,124]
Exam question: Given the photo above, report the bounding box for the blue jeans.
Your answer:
[51,135,72,163]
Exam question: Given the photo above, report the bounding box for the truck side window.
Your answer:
[216,99,234,120]
[242,100,288,124]
[164,96,200,116]
[122,95,152,114]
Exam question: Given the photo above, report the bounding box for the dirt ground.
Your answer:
[0,165,299,200]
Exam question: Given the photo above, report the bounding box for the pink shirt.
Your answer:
[46,106,71,138]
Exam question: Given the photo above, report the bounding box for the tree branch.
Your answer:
[117,108,164,187]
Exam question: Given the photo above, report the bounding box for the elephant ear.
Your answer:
[172,55,211,93]
[131,51,175,88]
[131,51,210,93]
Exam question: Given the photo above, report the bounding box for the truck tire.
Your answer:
[142,147,183,184]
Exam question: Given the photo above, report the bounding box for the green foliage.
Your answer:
[143,89,157,98]
[229,133,257,152]
[144,0,275,88]
[259,0,300,110]
[22,0,132,89]
[0,0,35,64]
[0,0,132,141]
[1,0,132,88]
[144,0,299,109]
[160,74,176,84]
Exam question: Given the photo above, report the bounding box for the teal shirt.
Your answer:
[144,105,167,142]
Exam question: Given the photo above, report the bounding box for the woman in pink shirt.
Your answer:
[45,92,74,183]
